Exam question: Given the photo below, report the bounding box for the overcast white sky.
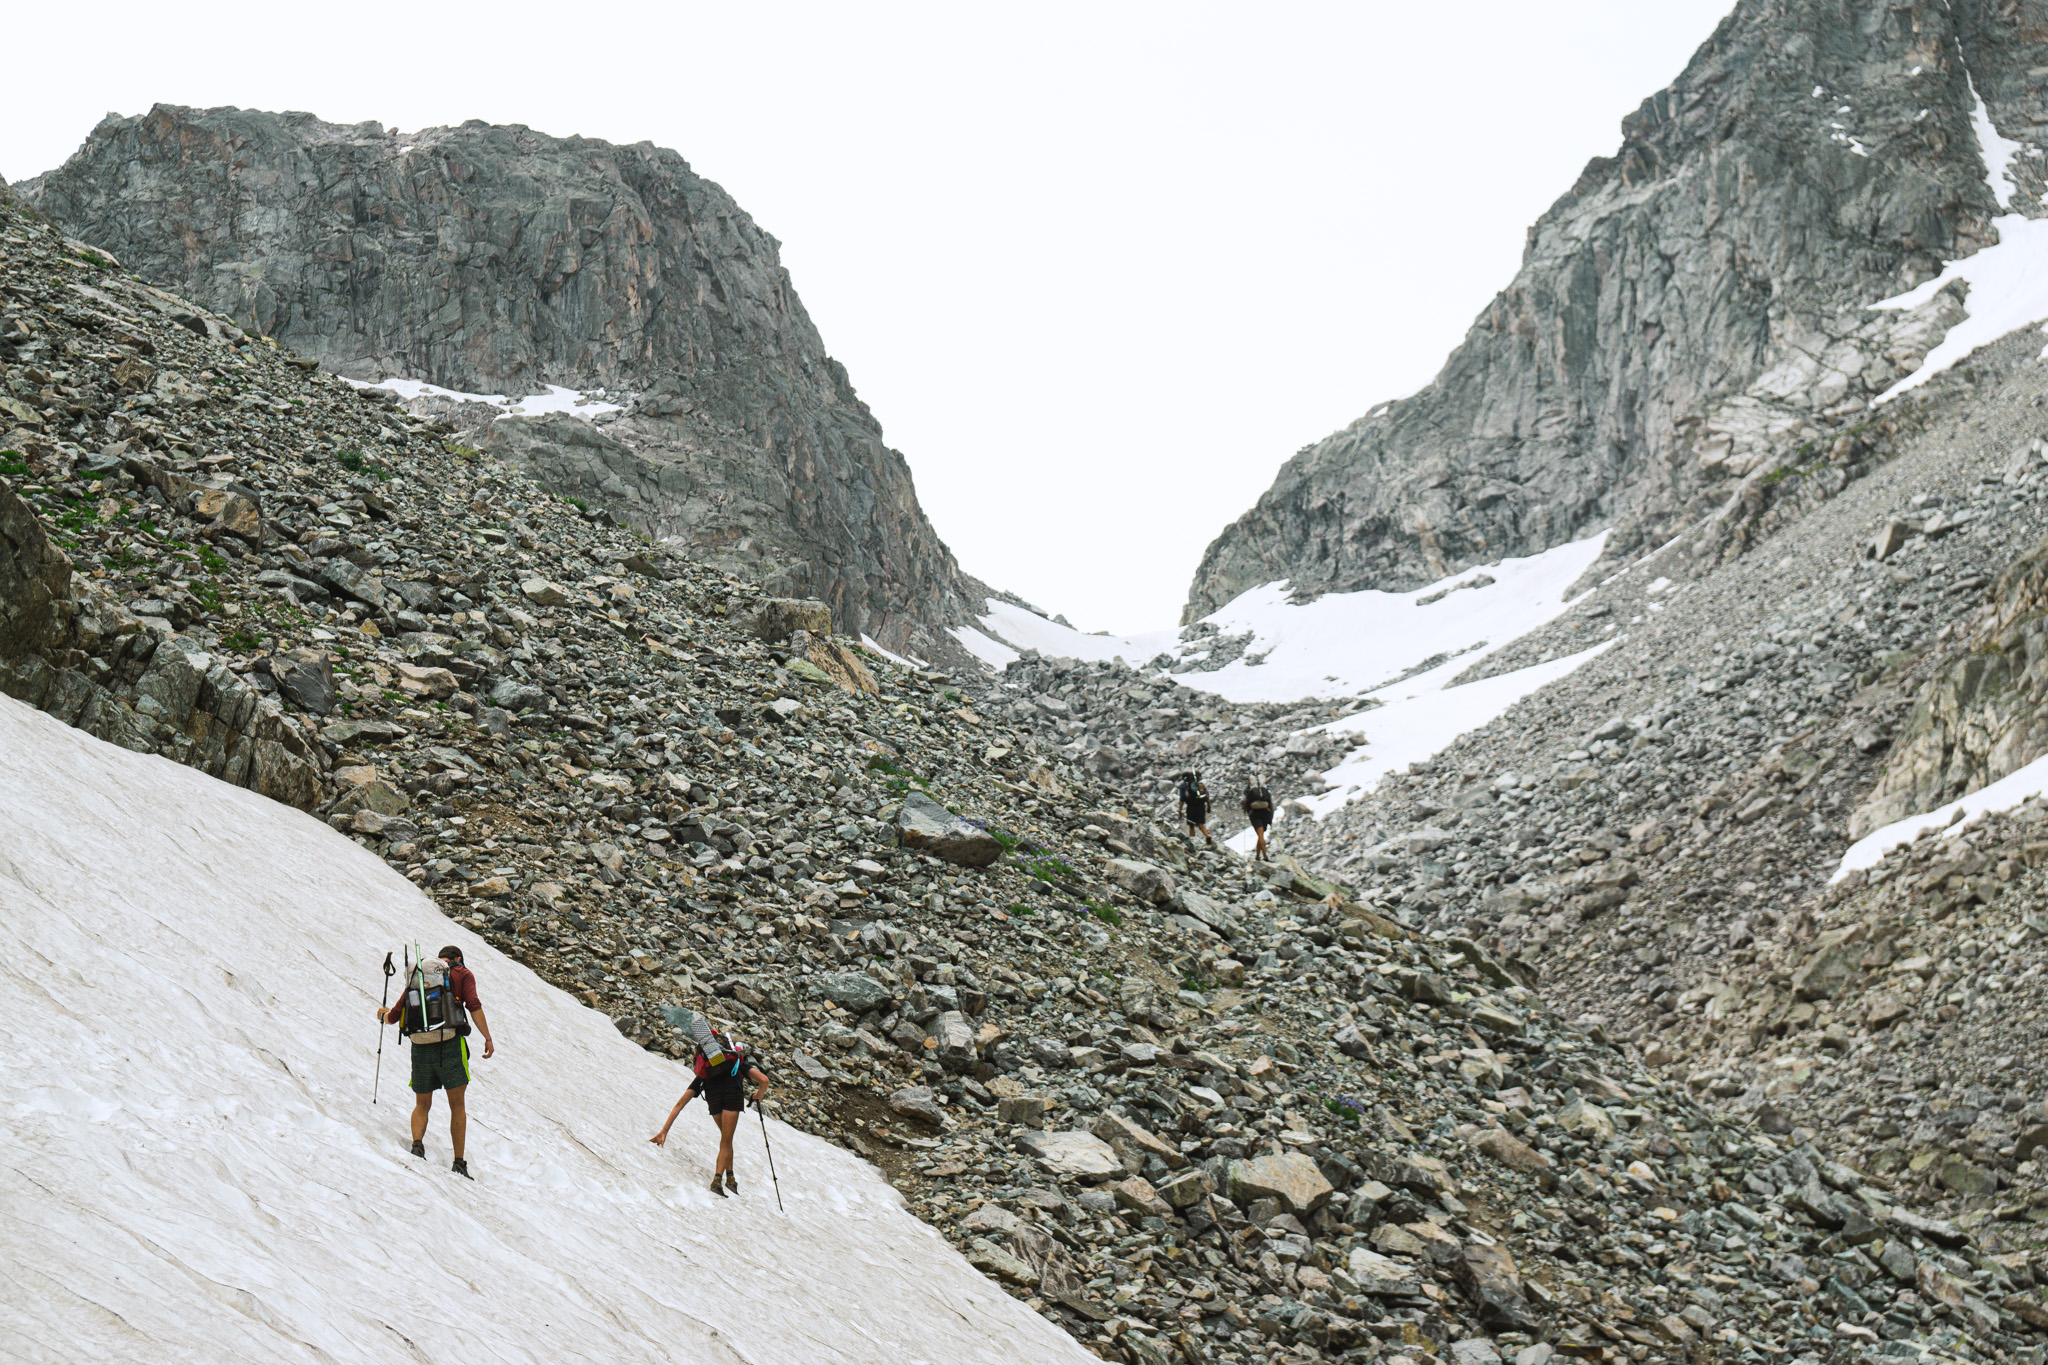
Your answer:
[4,0,1734,632]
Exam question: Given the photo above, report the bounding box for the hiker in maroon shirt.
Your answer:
[376,945,495,1178]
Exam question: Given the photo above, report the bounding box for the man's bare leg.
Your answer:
[411,1092,433,1145]
[446,1085,467,1160]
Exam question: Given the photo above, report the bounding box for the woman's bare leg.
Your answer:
[715,1108,740,1173]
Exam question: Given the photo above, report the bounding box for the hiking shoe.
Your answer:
[451,1158,471,1180]
[410,1139,426,1159]
[724,1170,739,1194]
[710,1173,728,1197]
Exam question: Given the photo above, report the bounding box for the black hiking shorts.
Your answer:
[1248,812,1271,831]
[1185,802,1209,826]
[410,1036,470,1094]
[702,1077,746,1116]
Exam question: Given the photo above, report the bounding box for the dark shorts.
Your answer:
[1185,803,1209,826]
[1248,813,1272,831]
[701,1078,746,1115]
[410,1036,471,1094]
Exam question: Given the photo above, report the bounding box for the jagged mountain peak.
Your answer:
[1184,0,2048,623]
[23,103,976,659]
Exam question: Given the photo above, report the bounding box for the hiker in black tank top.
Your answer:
[651,1047,770,1196]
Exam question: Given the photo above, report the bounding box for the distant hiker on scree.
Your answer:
[1177,770,1215,847]
[651,1015,770,1196]
[1242,776,1274,862]
[377,944,493,1179]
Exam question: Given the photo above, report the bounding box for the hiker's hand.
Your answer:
[649,1131,668,1147]
[481,1035,495,1059]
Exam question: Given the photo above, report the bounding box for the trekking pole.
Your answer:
[373,952,395,1104]
[755,1097,785,1213]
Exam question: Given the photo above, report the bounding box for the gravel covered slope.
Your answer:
[7,180,2031,1363]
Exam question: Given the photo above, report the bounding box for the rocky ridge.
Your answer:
[2,179,2017,1365]
[23,105,979,660]
[1187,0,2036,622]
[1020,272,2048,1359]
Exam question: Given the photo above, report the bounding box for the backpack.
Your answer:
[1179,774,1206,805]
[693,1028,747,1082]
[1245,783,1272,816]
[402,951,470,1045]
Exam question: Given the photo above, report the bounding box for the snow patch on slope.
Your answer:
[1833,751,2048,881]
[346,375,624,422]
[1870,75,2048,400]
[1868,213,2048,399]
[1970,74,2026,210]
[1223,638,1620,852]
[1187,534,1607,706]
[960,535,1614,825]
[0,694,1091,1365]
[954,533,1608,705]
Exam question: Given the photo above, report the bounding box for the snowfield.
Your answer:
[0,695,1092,1364]
[958,535,1620,830]
[343,375,625,422]
[1833,750,2048,881]
[954,534,1606,706]
[1869,76,2048,400]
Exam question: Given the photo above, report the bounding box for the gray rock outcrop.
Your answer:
[24,106,976,658]
[1853,528,2048,837]
[1186,0,2034,620]
[0,483,325,808]
[894,790,1003,867]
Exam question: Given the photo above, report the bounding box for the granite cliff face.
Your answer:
[25,106,973,657]
[1186,0,2048,621]
[1853,525,2048,839]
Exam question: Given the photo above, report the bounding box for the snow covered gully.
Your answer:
[0,695,1089,1363]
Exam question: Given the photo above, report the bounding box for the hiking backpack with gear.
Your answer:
[1179,773,1207,806]
[683,1008,747,1081]
[1245,782,1272,819]
[400,945,470,1045]
[693,1029,747,1082]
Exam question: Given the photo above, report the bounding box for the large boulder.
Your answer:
[887,1085,946,1128]
[1105,859,1176,904]
[819,971,894,1015]
[895,791,1002,867]
[747,597,832,643]
[1092,1113,1185,1172]
[1016,1131,1122,1180]
[1225,1153,1334,1217]
[927,1010,977,1072]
